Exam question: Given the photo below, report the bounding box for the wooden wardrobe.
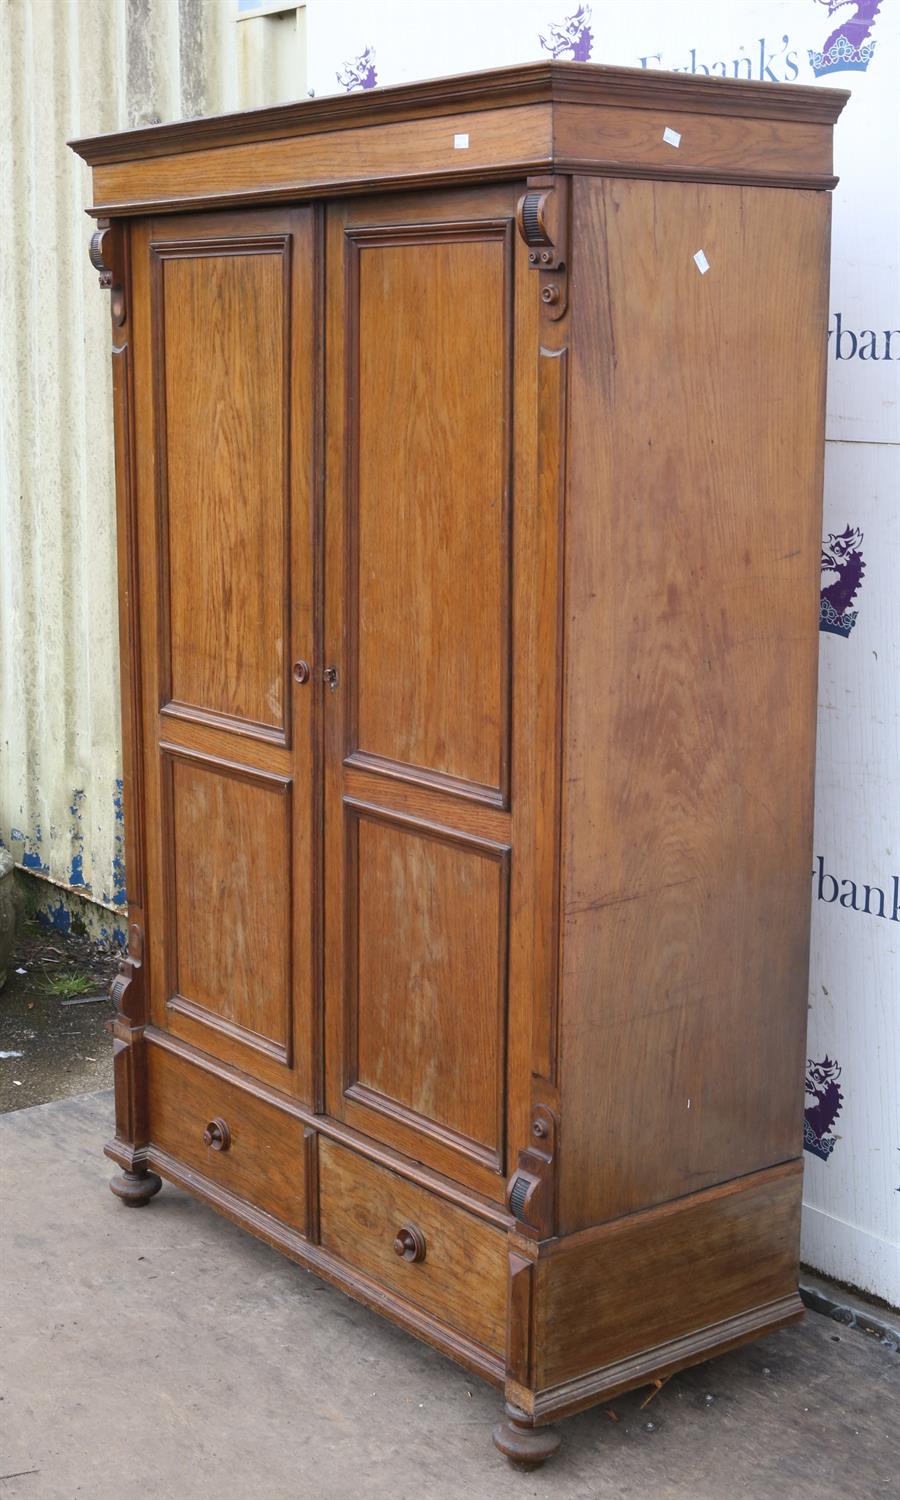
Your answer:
[71,62,847,1463]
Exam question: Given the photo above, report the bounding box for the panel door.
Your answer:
[131,207,318,1101]
[323,185,556,1200]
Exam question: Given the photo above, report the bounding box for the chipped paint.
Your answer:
[21,849,50,875]
[8,824,51,877]
[69,789,89,892]
[36,898,73,937]
[111,780,127,907]
[23,873,125,950]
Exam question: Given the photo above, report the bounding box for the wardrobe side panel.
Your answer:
[558,176,831,1232]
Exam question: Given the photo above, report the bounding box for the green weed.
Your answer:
[44,970,94,999]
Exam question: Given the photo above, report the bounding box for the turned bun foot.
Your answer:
[109,1168,162,1207]
[492,1405,561,1466]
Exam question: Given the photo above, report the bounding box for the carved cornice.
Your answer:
[69,60,849,167]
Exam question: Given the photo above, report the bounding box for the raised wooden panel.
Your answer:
[345,804,509,1170]
[163,749,292,1065]
[132,206,317,1105]
[153,237,290,740]
[323,184,547,1204]
[318,1137,508,1356]
[347,222,512,804]
[147,1041,307,1232]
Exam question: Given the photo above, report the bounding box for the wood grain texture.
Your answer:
[146,1040,307,1231]
[349,221,511,798]
[348,804,509,1168]
[142,1024,515,1230]
[515,1293,802,1423]
[341,761,512,844]
[532,1164,802,1391]
[154,709,293,778]
[318,1137,508,1356]
[505,187,561,1166]
[525,323,567,1087]
[164,750,292,1063]
[557,176,831,1231]
[71,64,847,222]
[83,108,841,222]
[506,1252,535,1387]
[88,68,844,1446]
[131,207,318,1103]
[69,61,848,167]
[322,183,548,1203]
[553,103,833,183]
[140,1141,505,1388]
[88,105,552,217]
[155,237,289,736]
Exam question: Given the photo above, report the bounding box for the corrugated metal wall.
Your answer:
[0,0,307,939]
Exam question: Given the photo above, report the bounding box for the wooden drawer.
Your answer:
[318,1138,508,1356]
[147,1043,307,1233]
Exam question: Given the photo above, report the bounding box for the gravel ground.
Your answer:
[0,915,117,1113]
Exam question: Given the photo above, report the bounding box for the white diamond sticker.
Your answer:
[453,133,469,150]
[663,127,681,148]
[693,249,710,275]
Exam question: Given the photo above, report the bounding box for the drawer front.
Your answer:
[147,1043,307,1232]
[318,1138,508,1355]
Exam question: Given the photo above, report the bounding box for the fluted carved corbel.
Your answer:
[89,219,126,326]
[516,176,570,321]
[109,920,144,1020]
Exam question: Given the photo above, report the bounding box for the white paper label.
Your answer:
[693,249,710,275]
[453,133,469,150]
[663,127,681,148]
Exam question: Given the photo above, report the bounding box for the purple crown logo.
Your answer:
[539,5,593,63]
[808,0,881,77]
[804,1055,844,1161]
[820,524,865,638]
[337,46,378,93]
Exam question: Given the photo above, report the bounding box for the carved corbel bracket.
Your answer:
[516,176,570,321]
[89,219,126,326]
[506,1104,558,1240]
[109,920,144,1019]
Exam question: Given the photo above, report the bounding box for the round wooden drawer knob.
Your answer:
[203,1117,231,1152]
[393,1223,426,1263]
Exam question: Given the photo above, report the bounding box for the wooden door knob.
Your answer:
[393,1223,426,1263]
[203,1117,231,1152]
[292,660,310,684]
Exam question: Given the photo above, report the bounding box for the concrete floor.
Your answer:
[1,1091,898,1500]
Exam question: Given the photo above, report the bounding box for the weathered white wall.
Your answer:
[1,0,896,1303]
[0,0,307,941]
